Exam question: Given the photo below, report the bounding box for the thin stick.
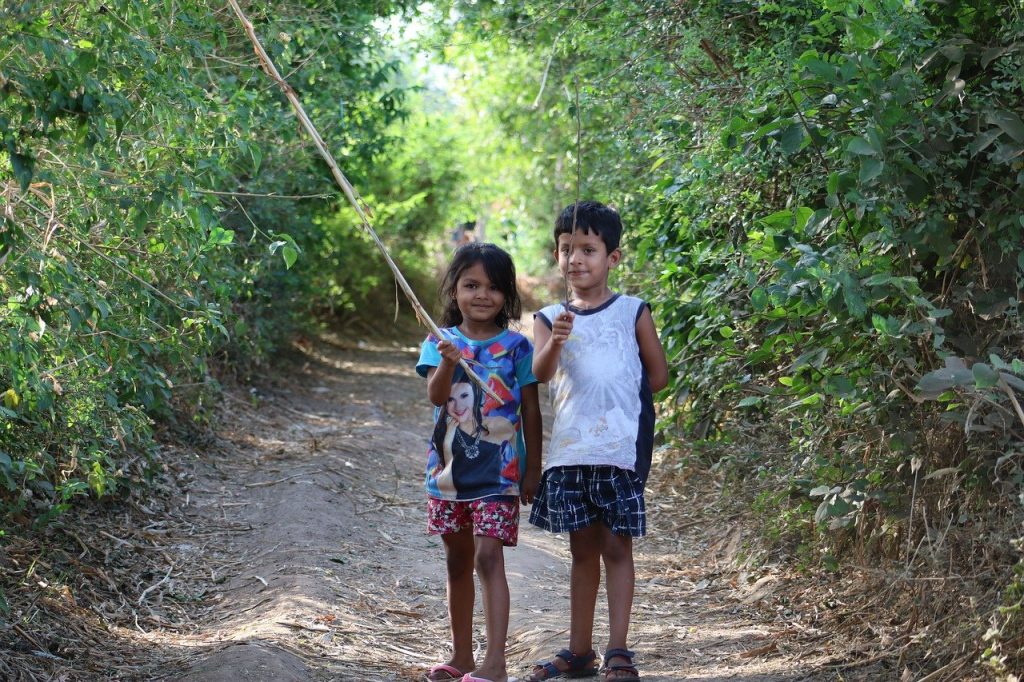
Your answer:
[226,0,500,403]
[1000,375,1024,429]
[563,74,582,310]
[137,564,174,606]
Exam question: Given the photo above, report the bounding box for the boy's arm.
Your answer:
[519,382,542,505]
[637,306,669,392]
[426,339,461,405]
[532,311,574,382]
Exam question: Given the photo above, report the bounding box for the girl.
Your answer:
[416,242,542,682]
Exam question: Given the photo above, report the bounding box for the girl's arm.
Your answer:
[519,382,542,505]
[426,339,461,406]
[532,311,574,382]
[637,306,669,393]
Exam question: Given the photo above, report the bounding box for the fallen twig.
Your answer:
[137,564,174,606]
[243,471,312,488]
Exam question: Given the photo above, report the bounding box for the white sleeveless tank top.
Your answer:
[537,294,647,471]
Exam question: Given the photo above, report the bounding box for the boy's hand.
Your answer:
[550,310,575,346]
[520,469,540,505]
[437,339,462,366]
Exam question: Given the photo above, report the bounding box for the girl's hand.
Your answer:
[550,311,575,346]
[520,469,540,505]
[437,339,463,366]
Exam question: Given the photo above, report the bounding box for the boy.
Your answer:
[525,202,668,682]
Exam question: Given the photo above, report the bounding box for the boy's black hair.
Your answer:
[554,201,623,252]
[438,242,522,329]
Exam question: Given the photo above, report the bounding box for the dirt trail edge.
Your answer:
[164,336,842,681]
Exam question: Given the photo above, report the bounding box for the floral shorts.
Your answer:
[427,498,520,547]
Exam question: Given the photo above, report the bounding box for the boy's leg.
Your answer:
[440,528,477,677]
[523,525,601,680]
[600,527,635,675]
[472,535,510,681]
[568,524,603,656]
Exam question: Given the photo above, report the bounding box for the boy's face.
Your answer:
[554,229,621,292]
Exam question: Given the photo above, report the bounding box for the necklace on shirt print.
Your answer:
[455,427,481,459]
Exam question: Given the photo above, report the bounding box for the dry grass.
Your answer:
[647,429,1024,681]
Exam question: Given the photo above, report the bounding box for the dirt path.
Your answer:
[162,335,845,681]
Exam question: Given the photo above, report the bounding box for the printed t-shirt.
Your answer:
[416,327,537,501]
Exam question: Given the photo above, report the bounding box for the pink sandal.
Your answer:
[423,664,466,681]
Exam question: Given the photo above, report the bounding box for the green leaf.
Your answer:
[250,145,263,174]
[737,396,762,408]
[988,110,1024,144]
[970,128,1004,156]
[847,137,877,156]
[982,46,1011,68]
[839,272,867,318]
[859,157,884,182]
[1001,372,1024,392]
[206,227,234,248]
[916,368,974,398]
[800,56,838,81]
[972,362,999,389]
[989,354,1012,371]
[780,123,805,154]
[827,171,840,194]
[924,467,960,481]
[826,375,855,397]
[9,151,34,190]
[861,273,893,287]
[760,208,797,229]
[282,245,298,269]
[750,287,768,311]
[719,326,734,338]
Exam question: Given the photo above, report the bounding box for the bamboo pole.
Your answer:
[226,0,500,403]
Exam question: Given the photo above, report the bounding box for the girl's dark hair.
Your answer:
[431,365,488,463]
[554,201,623,252]
[438,242,521,329]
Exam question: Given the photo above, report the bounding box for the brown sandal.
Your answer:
[600,648,640,681]
[523,648,598,681]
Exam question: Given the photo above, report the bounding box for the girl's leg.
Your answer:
[600,527,635,677]
[568,523,602,656]
[471,535,509,682]
[440,528,477,677]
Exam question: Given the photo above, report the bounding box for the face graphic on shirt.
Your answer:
[446,381,476,428]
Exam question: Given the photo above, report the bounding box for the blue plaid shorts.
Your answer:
[529,465,646,537]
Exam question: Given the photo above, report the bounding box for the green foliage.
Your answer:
[0,0,418,527]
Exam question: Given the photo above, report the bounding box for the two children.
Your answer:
[418,203,668,682]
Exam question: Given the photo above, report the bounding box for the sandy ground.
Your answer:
[141,333,853,682]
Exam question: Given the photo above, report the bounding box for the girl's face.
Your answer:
[446,381,475,424]
[454,261,506,328]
